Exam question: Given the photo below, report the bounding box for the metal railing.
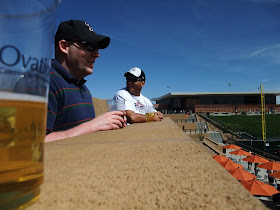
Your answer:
[232,139,280,161]
[231,128,258,140]
[198,113,232,134]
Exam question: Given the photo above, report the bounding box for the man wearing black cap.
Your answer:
[113,67,163,124]
[45,20,126,142]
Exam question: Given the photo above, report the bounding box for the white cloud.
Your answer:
[248,44,280,64]
[249,44,280,57]
[260,78,272,83]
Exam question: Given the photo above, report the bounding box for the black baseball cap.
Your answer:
[55,20,110,49]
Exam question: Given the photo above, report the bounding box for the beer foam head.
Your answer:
[0,92,47,103]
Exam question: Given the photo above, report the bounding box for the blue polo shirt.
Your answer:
[46,60,95,134]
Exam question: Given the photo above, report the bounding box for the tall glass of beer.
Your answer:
[0,0,59,209]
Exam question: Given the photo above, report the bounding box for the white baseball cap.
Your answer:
[124,67,145,81]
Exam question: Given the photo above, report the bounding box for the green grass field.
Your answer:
[208,114,280,138]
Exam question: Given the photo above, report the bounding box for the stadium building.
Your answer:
[151,92,280,114]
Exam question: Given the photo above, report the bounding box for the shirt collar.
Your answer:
[52,60,87,87]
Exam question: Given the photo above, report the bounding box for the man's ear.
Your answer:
[58,40,69,54]
[141,81,145,87]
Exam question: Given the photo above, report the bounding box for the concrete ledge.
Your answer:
[29,118,266,209]
[203,138,227,155]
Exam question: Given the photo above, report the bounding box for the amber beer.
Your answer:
[145,106,156,122]
[0,94,47,209]
[146,112,155,122]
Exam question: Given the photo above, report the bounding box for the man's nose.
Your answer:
[126,81,135,85]
[91,50,100,57]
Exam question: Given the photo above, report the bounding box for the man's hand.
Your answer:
[92,111,127,131]
[154,111,164,121]
[126,110,164,123]
[45,111,126,143]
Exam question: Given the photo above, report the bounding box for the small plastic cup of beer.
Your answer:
[107,100,125,128]
[145,106,156,122]
[0,0,59,209]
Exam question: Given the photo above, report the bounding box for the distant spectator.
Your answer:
[247,151,252,170]
[254,163,260,176]
[248,162,252,170]
[267,169,275,185]
[204,124,207,133]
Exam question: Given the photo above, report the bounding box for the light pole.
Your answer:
[167,85,171,93]
[228,83,231,92]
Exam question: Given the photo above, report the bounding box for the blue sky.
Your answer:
[55,0,280,102]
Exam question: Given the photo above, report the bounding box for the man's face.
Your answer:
[126,76,145,96]
[66,41,100,80]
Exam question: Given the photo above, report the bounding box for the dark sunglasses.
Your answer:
[126,77,143,82]
[70,40,99,52]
